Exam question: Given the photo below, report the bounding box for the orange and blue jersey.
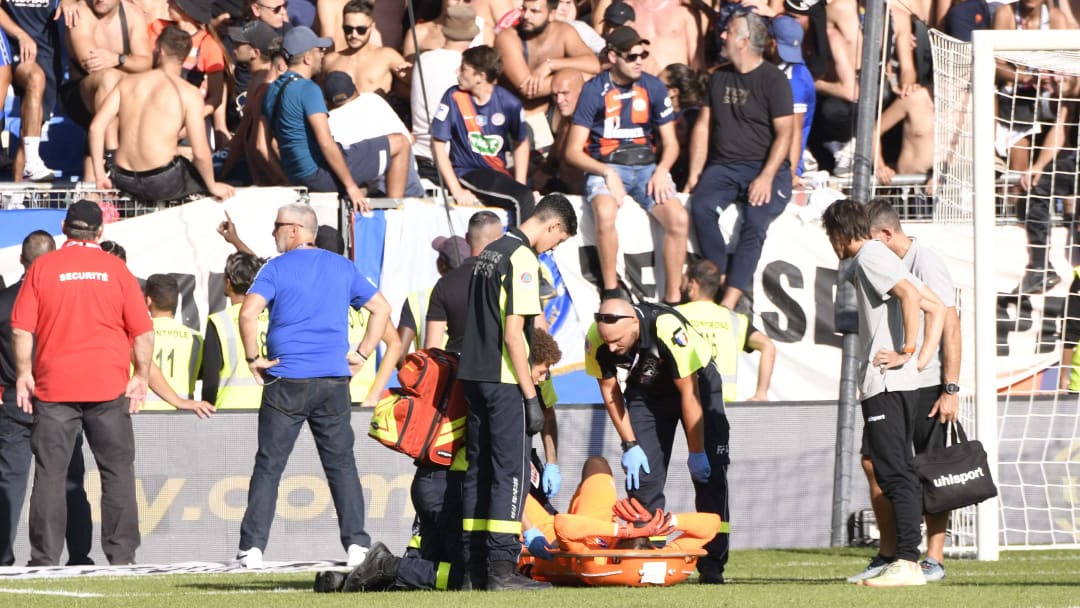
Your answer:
[571,71,674,159]
[431,84,527,177]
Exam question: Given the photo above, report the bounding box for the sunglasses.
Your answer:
[257,1,288,14]
[621,50,650,62]
[273,221,299,231]
[594,313,634,324]
[343,24,370,36]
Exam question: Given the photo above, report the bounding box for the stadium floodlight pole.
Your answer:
[829,0,887,548]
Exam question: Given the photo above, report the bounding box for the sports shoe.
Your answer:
[846,555,891,583]
[860,559,926,587]
[826,139,855,178]
[1017,269,1061,294]
[346,544,368,567]
[920,557,946,582]
[341,541,400,592]
[233,547,263,569]
[313,570,347,592]
[23,161,55,183]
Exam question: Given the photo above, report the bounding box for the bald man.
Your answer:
[538,69,585,193]
[584,298,730,583]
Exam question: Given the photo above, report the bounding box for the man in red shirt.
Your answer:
[10,200,154,566]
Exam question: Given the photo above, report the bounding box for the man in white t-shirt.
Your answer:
[324,71,424,197]
[411,5,481,181]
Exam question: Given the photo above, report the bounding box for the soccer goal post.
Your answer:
[933,28,1080,561]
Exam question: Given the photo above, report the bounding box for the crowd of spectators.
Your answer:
[0,0,1076,296]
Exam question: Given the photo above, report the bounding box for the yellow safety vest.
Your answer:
[348,307,379,403]
[144,316,203,410]
[677,300,747,403]
[208,303,269,410]
[406,288,435,351]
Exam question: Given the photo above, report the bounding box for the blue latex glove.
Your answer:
[621,445,650,490]
[542,463,561,498]
[523,526,554,560]
[688,452,711,484]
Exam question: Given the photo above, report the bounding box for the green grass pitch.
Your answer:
[0,548,1077,607]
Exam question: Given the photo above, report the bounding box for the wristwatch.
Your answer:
[620,440,638,452]
[245,356,258,363]
[117,53,127,67]
[943,383,960,395]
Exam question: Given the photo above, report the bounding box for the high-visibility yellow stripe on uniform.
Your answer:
[677,301,748,402]
[435,562,451,590]
[461,518,522,534]
[211,304,268,409]
[408,535,422,549]
[718,521,731,534]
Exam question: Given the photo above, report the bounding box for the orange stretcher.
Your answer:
[520,547,707,587]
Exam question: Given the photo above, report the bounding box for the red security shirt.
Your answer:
[10,240,152,403]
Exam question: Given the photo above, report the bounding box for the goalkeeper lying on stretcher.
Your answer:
[519,456,721,586]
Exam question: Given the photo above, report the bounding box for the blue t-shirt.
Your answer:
[430,85,526,177]
[250,248,378,378]
[781,61,816,176]
[262,72,327,182]
[571,71,674,159]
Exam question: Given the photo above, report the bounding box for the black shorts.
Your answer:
[9,42,60,120]
[59,78,94,130]
[861,384,942,457]
[297,136,391,193]
[111,156,208,205]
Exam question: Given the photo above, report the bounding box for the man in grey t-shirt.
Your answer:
[822,199,945,588]
[854,199,962,583]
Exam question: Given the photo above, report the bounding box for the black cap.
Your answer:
[315,225,345,255]
[605,26,648,54]
[228,20,280,55]
[65,200,103,230]
[173,0,214,24]
[322,71,357,106]
[213,0,246,19]
[783,0,820,15]
[603,1,635,25]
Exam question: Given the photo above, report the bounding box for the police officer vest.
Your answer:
[348,307,379,403]
[208,303,268,409]
[144,316,203,410]
[677,301,748,402]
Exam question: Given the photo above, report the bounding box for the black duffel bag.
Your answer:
[912,421,998,514]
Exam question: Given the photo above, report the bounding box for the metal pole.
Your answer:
[830,0,887,547]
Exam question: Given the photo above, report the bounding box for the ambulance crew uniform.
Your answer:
[142,316,203,410]
[11,224,152,566]
[573,69,675,210]
[431,84,533,225]
[584,303,728,577]
[457,227,541,580]
[201,304,269,409]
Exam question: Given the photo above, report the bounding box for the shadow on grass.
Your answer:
[181,580,314,592]
[731,577,846,585]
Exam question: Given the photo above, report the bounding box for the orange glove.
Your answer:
[613,498,676,539]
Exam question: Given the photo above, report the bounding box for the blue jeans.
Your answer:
[0,392,92,566]
[585,163,672,211]
[238,377,369,553]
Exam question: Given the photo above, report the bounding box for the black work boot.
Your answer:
[485,560,552,591]
[313,570,347,592]
[341,542,400,592]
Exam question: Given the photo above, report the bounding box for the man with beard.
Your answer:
[322,0,409,96]
[494,0,599,119]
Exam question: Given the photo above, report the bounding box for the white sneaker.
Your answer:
[846,555,891,583]
[234,547,263,569]
[23,161,55,183]
[825,139,855,178]
[861,559,926,587]
[346,544,368,567]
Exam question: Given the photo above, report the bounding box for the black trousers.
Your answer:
[459,168,534,227]
[861,390,922,562]
[395,466,465,590]
[626,387,730,574]
[1027,149,1078,270]
[460,380,528,568]
[29,395,139,566]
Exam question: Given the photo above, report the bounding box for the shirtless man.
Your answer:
[494,0,599,113]
[61,0,152,150]
[402,0,492,62]
[314,0,393,51]
[538,68,585,193]
[874,86,934,185]
[89,25,234,204]
[620,0,702,74]
[322,0,408,96]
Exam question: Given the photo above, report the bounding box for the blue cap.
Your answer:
[773,15,804,64]
[282,26,333,59]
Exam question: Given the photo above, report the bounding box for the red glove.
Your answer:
[613,498,675,539]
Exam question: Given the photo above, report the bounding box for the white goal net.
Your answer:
[932,28,1080,559]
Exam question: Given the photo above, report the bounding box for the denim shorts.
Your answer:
[584,163,675,211]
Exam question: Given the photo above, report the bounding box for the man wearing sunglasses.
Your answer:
[584,296,726,582]
[565,26,687,305]
[323,0,409,97]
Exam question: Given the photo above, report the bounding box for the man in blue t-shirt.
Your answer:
[233,202,392,570]
[564,26,687,305]
[430,45,533,226]
[773,15,815,180]
[262,26,416,211]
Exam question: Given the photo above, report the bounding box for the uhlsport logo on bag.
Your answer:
[931,466,986,488]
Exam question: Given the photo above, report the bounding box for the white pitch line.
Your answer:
[0,587,103,597]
